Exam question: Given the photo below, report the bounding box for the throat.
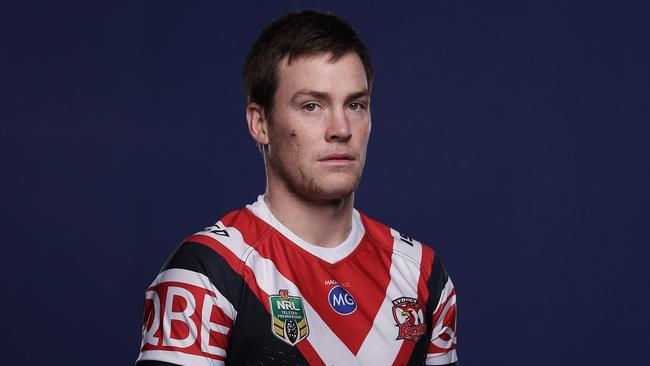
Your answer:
[264,193,354,248]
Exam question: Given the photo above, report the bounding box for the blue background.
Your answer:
[3,1,649,364]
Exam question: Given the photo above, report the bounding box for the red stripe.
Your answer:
[223,209,270,249]
[206,298,234,329]
[392,341,413,365]
[296,340,326,365]
[419,245,436,305]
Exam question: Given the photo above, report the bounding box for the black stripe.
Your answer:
[225,281,309,365]
[406,252,450,365]
[136,361,179,366]
[425,254,450,317]
[156,241,309,365]
[161,241,244,311]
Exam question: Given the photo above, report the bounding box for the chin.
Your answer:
[309,176,361,201]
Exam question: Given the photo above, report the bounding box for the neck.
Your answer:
[264,185,354,249]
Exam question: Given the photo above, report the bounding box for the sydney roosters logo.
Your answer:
[392,297,426,342]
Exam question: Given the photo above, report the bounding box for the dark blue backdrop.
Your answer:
[3,1,649,364]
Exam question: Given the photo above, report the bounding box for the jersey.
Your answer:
[136,196,458,365]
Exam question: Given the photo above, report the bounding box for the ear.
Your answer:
[246,102,270,145]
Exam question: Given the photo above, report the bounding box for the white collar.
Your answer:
[246,195,364,264]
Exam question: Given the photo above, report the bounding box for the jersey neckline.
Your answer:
[245,194,365,264]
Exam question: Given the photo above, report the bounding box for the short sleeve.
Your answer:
[136,242,241,366]
[425,256,458,365]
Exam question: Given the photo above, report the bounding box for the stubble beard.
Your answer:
[268,152,365,203]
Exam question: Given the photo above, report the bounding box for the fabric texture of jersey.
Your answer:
[136,196,458,366]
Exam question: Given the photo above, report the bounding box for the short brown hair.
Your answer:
[243,10,373,115]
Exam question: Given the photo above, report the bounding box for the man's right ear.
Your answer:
[246,103,270,145]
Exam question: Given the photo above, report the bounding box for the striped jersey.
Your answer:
[136,196,458,365]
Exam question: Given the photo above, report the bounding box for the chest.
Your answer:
[227,241,431,365]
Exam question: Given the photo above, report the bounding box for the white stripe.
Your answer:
[389,228,423,261]
[137,349,224,366]
[198,222,253,260]
[150,268,237,322]
[425,349,458,365]
[356,230,424,364]
[431,278,455,317]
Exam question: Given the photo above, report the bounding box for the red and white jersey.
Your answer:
[136,196,458,365]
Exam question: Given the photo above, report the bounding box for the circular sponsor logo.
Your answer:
[328,285,357,315]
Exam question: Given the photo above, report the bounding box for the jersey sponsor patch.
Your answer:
[327,285,357,315]
[392,297,426,342]
[139,272,232,362]
[269,289,309,346]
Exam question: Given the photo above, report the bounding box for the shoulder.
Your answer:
[152,206,271,307]
[172,206,271,266]
[358,211,454,297]
[359,212,436,264]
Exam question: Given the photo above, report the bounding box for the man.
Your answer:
[136,10,458,366]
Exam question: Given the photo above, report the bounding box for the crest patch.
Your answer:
[392,297,426,342]
[269,289,309,346]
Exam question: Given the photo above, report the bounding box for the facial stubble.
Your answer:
[267,128,366,203]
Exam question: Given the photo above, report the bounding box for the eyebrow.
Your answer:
[291,89,369,103]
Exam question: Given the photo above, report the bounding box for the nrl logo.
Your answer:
[269,289,309,346]
[392,297,426,342]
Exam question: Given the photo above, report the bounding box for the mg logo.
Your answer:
[328,285,357,315]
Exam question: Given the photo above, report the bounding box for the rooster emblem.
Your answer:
[392,297,427,341]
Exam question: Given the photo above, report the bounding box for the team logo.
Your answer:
[269,289,309,346]
[328,285,357,315]
[392,297,426,342]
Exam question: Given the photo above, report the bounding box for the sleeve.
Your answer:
[425,255,459,366]
[135,240,243,366]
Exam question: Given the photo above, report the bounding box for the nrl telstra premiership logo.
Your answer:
[269,289,309,346]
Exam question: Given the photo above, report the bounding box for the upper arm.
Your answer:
[424,256,458,366]
[136,242,242,366]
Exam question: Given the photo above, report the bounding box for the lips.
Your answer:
[318,152,356,166]
[318,153,355,161]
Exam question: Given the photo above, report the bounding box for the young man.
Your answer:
[136,11,458,366]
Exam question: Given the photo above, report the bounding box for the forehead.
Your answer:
[275,52,369,96]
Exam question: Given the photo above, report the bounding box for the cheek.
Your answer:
[356,124,371,145]
[281,129,301,161]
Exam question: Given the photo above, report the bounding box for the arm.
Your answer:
[424,256,459,366]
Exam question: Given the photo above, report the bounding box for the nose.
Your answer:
[326,108,352,142]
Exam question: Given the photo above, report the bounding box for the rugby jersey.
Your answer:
[136,195,458,365]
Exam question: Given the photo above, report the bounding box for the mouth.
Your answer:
[318,153,356,166]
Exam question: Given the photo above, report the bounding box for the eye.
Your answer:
[348,102,366,111]
[304,103,318,112]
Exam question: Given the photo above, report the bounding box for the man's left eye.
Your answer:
[348,103,365,111]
